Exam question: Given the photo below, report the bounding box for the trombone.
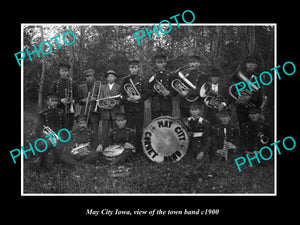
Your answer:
[84,81,101,122]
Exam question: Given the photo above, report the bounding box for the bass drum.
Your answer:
[142,116,189,163]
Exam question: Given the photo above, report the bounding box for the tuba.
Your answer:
[200,82,225,110]
[43,125,59,146]
[97,94,122,109]
[123,78,141,103]
[171,67,198,102]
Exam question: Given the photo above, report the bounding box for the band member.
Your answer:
[35,93,65,170]
[99,70,122,147]
[230,56,265,130]
[120,58,150,154]
[179,54,208,118]
[211,108,240,162]
[201,67,229,126]
[148,53,176,119]
[50,63,78,131]
[183,104,211,164]
[240,107,273,155]
[78,69,101,135]
[58,114,100,165]
[97,113,136,165]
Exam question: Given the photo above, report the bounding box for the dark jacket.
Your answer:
[211,123,240,151]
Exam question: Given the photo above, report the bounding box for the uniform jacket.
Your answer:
[65,127,98,153]
[105,127,136,149]
[211,123,240,151]
[148,69,176,112]
[120,74,150,113]
[240,120,272,152]
[99,82,121,120]
[50,77,78,111]
[180,67,207,109]
[35,107,65,136]
[183,116,211,152]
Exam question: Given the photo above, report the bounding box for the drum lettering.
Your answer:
[174,126,186,141]
[157,120,173,128]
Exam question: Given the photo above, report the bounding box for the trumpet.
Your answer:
[171,68,199,102]
[43,125,59,146]
[97,94,122,109]
[123,78,141,103]
[200,82,225,110]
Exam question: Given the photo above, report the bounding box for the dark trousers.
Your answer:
[151,110,172,120]
[88,112,101,135]
[125,111,144,154]
[236,107,250,130]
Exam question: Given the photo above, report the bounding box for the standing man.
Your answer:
[179,54,207,118]
[100,70,122,147]
[148,53,176,119]
[120,58,150,154]
[35,93,65,170]
[78,68,101,136]
[230,56,265,130]
[50,63,78,131]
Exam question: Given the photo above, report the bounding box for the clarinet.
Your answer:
[223,127,228,161]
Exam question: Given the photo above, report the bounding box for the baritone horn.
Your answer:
[123,78,141,103]
[200,82,225,110]
[97,94,122,109]
[171,67,198,102]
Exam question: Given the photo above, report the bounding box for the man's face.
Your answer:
[129,65,139,75]
[107,74,117,84]
[219,114,230,125]
[245,62,257,73]
[116,118,127,129]
[78,121,87,130]
[190,108,201,118]
[210,76,220,84]
[48,98,58,109]
[59,68,69,79]
[249,112,260,122]
[155,59,167,70]
[86,73,95,85]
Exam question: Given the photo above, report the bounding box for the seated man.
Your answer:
[97,113,136,165]
[58,114,100,165]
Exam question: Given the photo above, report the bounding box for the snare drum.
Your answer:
[142,116,189,163]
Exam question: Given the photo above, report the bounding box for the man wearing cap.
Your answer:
[179,54,208,118]
[50,63,78,131]
[58,114,100,165]
[120,58,150,154]
[211,108,240,161]
[78,68,101,136]
[201,66,230,126]
[148,53,176,119]
[35,93,66,170]
[240,107,273,155]
[99,70,121,147]
[230,56,266,130]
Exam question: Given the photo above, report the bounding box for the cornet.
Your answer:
[43,125,59,146]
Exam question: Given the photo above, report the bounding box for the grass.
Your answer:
[23,99,275,194]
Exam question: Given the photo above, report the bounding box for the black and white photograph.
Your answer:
[20,23,276,195]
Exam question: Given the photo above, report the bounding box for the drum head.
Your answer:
[142,116,189,163]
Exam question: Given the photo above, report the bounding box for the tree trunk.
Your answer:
[37,26,46,112]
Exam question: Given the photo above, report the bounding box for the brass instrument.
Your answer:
[71,143,90,156]
[42,125,59,146]
[84,81,102,122]
[123,78,141,103]
[171,67,199,102]
[259,132,269,145]
[228,71,258,108]
[97,94,122,109]
[216,127,228,161]
[149,74,170,98]
[200,82,225,110]
[64,77,75,113]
